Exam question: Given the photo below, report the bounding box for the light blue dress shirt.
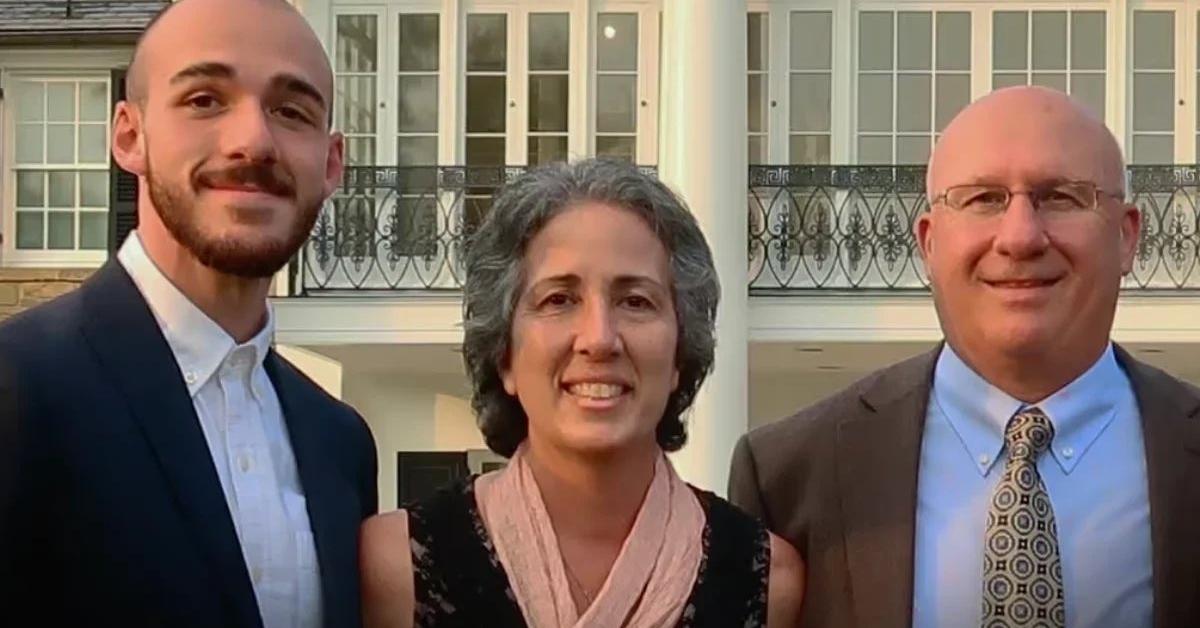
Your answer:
[912,343,1152,628]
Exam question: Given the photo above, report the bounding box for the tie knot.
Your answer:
[1005,408,1055,461]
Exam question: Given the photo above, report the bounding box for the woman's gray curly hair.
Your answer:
[461,158,721,457]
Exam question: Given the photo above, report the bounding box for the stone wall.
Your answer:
[0,268,94,322]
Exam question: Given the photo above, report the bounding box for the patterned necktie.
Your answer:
[981,407,1065,628]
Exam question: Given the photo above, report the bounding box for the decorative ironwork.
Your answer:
[293,164,1200,294]
[294,165,656,294]
[749,164,1200,292]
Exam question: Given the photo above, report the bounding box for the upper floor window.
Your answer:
[8,76,110,263]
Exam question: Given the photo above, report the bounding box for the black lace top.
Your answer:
[405,477,770,628]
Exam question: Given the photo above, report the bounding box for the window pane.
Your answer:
[1071,74,1105,122]
[16,124,43,164]
[80,212,107,250]
[1134,73,1174,132]
[529,75,568,132]
[858,74,893,132]
[336,15,378,72]
[78,125,107,164]
[47,83,75,122]
[47,124,74,163]
[790,74,831,132]
[528,136,568,165]
[749,13,768,72]
[858,136,892,164]
[790,134,830,164]
[1032,12,1067,70]
[1032,73,1067,92]
[80,82,107,122]
[1132,135,1173,164]
[936,74,970,131]
[48,171,74,208]
[80,171,107,207]
[1134,12,1174,70]
[598,14,638,72]
[859,12,893,71]
[993,73,1027,90]
[15,81,44,122]
[398,75,438,132]
[937,13,971,71]
[397,136,438,166]
[398,14,439,72]
[994,12,1028,71]
[897,74,931,132]
[749,74,767,133]
[16,171,44,207]
[466,75,506,133]
[345,137,375,166]
[48,212,74,250]
[897,12,931,71]
[596,136,635,161]
[466,137,506,165]
[16,212,44,249]
[791,11,832,71]
[1072,12,1106,71]
[596,75,636,133]
[749,136,767,164]
[896,135,930,164]
[529,13,569,72]
[336,76,376,133]
[467,14,507,72]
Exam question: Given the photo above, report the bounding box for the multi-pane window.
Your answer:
[1132,10,1175,164]
[992,11,1106,121]
[790,11,832,164]
[397,14,439,166]
[857,11,971,165]
[528,13,570,165]
[335,14,379,166]
[12,78,109,252]
[595,12,639,161]
[748,12,768,164]
[466,13,508,166]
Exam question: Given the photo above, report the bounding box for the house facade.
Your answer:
[5,0,1200,506]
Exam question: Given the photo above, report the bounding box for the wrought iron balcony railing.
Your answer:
[292,164,1200,295]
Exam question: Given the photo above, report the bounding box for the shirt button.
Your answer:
[251,566,263,583]
[238,454,253,473]
[184,371,197,385]
[1062,447,1075,459]
[978,453,990,467]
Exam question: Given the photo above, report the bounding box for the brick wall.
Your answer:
[0,268,94,322]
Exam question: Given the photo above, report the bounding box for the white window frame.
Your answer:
[0,48,129,269]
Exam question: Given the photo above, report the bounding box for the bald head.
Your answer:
[126,0,333,123]
[928,86,1126,200]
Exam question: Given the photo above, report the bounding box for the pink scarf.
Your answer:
[476,446,705,628]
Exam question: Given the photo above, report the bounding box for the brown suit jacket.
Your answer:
[729,345,1200,628]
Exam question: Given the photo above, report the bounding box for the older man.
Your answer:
[729,86,1200,628]
[0,0,376,626]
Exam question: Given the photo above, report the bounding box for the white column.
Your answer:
[659,0,748,494]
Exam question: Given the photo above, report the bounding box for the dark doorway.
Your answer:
[396,451,469,508]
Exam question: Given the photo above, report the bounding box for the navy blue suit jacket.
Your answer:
[0,261,378,627]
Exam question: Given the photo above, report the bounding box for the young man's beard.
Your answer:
[145,159,322,279]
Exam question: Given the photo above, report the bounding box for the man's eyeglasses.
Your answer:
[929,181,1125,216]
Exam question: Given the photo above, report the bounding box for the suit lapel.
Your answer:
[79,261,263,628]
[266,353,361,628]
[1117,347,1200,628]
[836,348,939,628]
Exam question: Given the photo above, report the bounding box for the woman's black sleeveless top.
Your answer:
[405,477,771,627]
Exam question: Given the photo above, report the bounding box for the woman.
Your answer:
[360,159,804,627]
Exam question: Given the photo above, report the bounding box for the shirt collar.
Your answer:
[117,231,274,397]
[931,342,1126,476]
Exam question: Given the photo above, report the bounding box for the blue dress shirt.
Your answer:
[911,343,1152,628]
